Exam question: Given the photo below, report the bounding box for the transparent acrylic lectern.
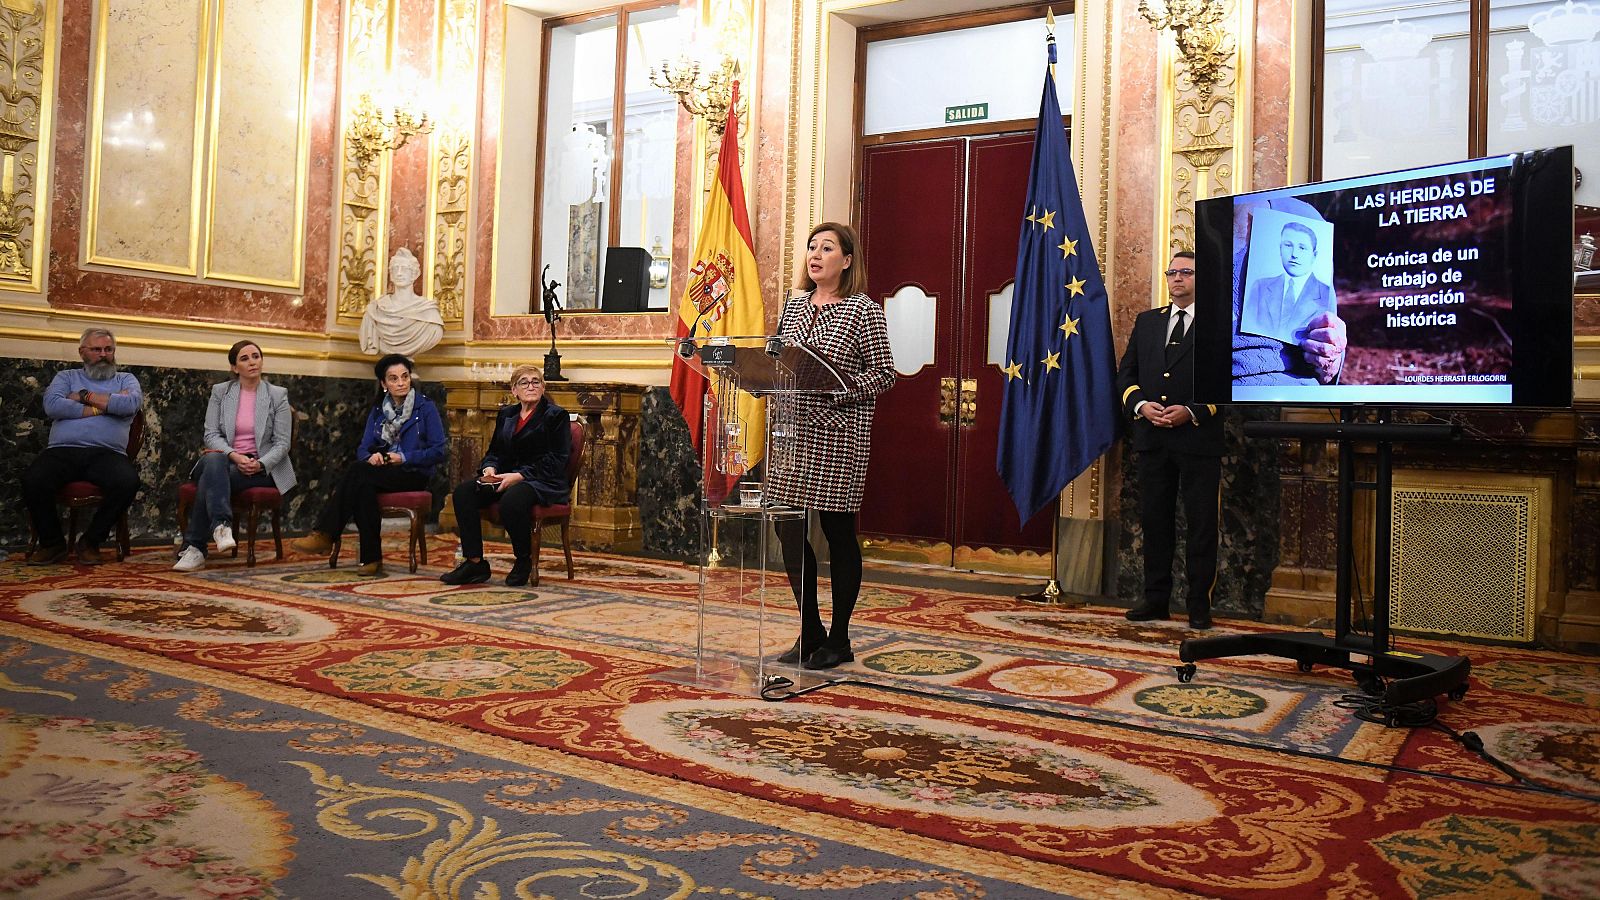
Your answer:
[657,334,853,700]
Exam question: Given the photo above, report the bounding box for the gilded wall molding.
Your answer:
[0,0,52,292]
[1157,0,1249,258]
[424,0,477,327]
[335,0,395,325]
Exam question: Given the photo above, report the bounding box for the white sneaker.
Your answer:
[173,546,206,572]
[212,522,236,553]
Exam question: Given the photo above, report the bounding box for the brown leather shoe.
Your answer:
[28,544,69,565]
[75,543,106,565]
[355,561,384,577]
[290,532,334,555]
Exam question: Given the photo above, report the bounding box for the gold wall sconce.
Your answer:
[1137,0,1231,103]
[648,11,744,135]
[348,91,433,171]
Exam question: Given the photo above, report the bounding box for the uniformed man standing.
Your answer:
[1115,251,1222,629]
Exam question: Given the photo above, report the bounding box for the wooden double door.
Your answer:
[857,133,1053,571]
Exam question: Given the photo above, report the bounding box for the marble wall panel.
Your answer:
[471,0,503,329]
[0,358,449,548]
[385,0,435,268]
[204,0,313,286]
[1114,408,1283,617]
[1250,0,1293,191]
[638,385,700,560]
[87,0,208,273]
[48,0,338,331]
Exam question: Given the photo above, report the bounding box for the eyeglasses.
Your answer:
[513,378,543,388]
[1164,268,1195,278]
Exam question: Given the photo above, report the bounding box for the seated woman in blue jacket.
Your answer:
[291,353,445,576]
[440,364,570,587]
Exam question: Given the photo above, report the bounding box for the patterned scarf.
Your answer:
[378,389,416,449]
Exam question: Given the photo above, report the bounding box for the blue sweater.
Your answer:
[43,369,144,452]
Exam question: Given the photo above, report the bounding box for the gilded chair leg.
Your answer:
[529,519,543,588]
[271,509,283,563]
[328,537,339,569]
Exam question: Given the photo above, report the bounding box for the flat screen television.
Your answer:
[1194,146,1574,408]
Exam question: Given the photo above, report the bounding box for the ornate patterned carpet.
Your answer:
[1,537,1597,897]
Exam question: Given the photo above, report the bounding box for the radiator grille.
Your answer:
[1390,487,1537,642]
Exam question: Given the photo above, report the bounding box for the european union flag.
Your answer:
[996,34,1118,523]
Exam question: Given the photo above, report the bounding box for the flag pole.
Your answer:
[1018,10,1082,609]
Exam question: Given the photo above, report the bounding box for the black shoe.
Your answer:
[28,543,69,565]
[776,636,824,665]
[802,643,854,670]
[1125,602,1170,622]
[1188,613,1214,630]
[505,558,533,587]
[440,559,491,585]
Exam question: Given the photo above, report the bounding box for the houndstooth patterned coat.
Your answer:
[764,291,896,512]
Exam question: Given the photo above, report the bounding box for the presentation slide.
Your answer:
[1230,156,1517,404]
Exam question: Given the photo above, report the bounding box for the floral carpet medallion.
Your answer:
[860,648,984,677]
[1473,660,1600,709]
[619,699,1219,829]
[0,712,292,895]
[315,645,593,700]
[1132,683,1270,720]
[277,570,366,585]
[987,664,1121,698]
[1372,814,1600,898]
[527,601,795,657]
[18,589,336,644]
[1470,721,1600,794]
[425,588,541,607]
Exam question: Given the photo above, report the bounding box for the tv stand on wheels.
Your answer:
[1176,410,1471,715]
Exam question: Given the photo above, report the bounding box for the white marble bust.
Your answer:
[359,248,445,357]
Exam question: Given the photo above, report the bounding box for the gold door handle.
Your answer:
[939,377,957,425]
[959,378,978,427]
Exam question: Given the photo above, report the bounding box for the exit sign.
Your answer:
[945,103,989,124]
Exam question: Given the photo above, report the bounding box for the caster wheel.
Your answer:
[1448,685,1468,701]
[1176,663,1196,683]
[1297,661,1314,673]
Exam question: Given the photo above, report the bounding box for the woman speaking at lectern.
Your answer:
[765,222,896,670]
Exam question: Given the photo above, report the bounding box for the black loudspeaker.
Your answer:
[601,247,652,313]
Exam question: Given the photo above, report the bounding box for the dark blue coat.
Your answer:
[478,398,571,505]
[357,392,447,476]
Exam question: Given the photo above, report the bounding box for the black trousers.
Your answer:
[775,511,862,651]
[1137,445,1221,612]
[452,480,541,561]
[314,463,427,564]
[22,447,141,549]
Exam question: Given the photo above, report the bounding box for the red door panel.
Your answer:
[858,140,964,545]
[955,133,1053,553]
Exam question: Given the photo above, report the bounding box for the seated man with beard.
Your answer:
[21,327,144,564]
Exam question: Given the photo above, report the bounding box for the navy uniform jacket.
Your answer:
[1115,305,1224,456]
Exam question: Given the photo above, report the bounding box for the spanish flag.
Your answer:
[669,81,766,495]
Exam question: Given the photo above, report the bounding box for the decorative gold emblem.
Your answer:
[687,251,735,333]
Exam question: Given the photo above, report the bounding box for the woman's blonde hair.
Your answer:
[510,364,544,388]
[793,221,866,297]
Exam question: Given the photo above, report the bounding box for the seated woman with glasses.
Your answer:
[440,365,571,587]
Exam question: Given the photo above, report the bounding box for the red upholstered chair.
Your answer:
[479,419,587,586]
[27,411,145,562]
[328,490,433,573]
[175,417,295,567]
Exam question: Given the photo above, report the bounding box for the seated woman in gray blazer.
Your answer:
[174,340,296,571]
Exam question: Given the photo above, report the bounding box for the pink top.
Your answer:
[232,388,259,457]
